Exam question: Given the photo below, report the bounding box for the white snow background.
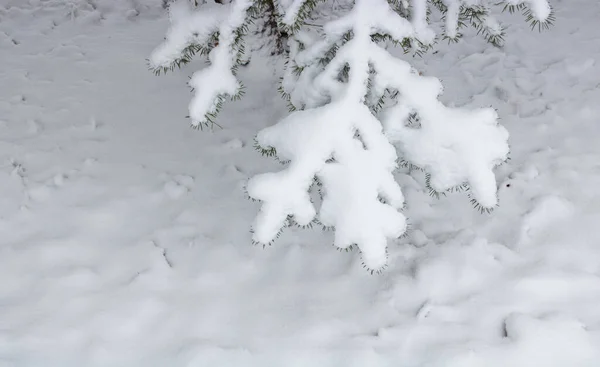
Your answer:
[2,0,600,365]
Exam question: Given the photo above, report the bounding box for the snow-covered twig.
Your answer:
[150,0,253,128]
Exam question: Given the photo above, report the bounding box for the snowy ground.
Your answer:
[2,0,600,365]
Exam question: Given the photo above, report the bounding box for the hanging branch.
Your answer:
[149,0,254,128]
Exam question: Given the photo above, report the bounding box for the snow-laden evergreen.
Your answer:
[247,101,407,270]
[249,0,416,270]
[150,0,555,126]
[248,0,548,269]
[149,0,253,128]
[379,63,510,209]
[150,0,552,271]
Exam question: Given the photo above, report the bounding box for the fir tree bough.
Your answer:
[150,0,553,272]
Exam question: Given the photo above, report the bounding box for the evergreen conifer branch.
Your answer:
[150,0,554,272]
[281,0,325,34]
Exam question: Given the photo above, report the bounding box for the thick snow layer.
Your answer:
[2,0,600,365]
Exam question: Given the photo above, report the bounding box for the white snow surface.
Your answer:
[2,0,600,366]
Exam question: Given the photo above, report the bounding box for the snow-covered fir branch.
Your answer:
[247,0,546,271]
[428,0,554,46]
[149,0,254,128]
[150,0,553,271]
